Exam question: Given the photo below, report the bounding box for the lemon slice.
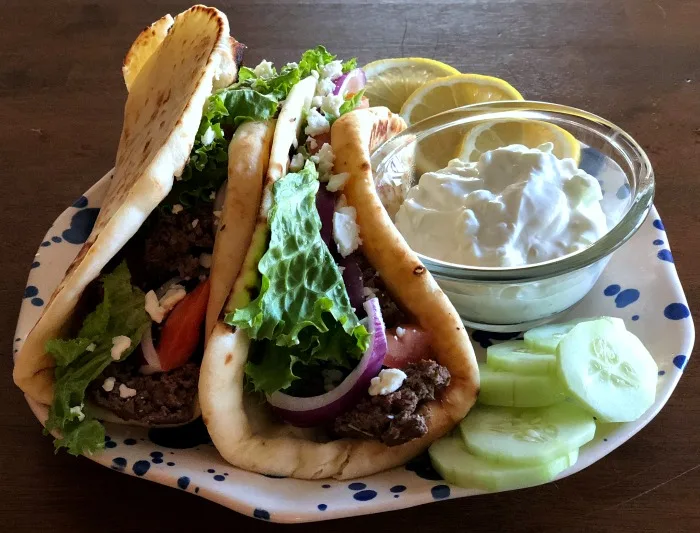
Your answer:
[363,58,460,113]
[457,120,581,163]
[399,74,523,173]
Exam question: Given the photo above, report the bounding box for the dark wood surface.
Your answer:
[1,1,699,531]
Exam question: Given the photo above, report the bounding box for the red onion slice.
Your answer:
[315,184,336,246]
[139,325,163,374]
[332,68,367,96]
[339,254,365,315]
[267,298,387,427]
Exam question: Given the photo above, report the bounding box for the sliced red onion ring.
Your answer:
[332,68,367,96]
[139,325,162,374]
[267,298,387,427]
[315,184,336,246]
[339,254,365,315]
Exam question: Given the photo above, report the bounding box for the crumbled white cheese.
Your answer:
[159,285,187,314]
[285,61,298,70]
[119,384,137,399]
[316,77,336,97]
[326,172,350,192]
[191,218,199,228]
[307,137,318,151]
[363,286,378,298]
[310,69,320,79]
[369,368,407,396]
[396,326,406,338]
[171,204,184,214]
[145,290,164,323]
[311,95,323,108]
[102,377,116,392]
[209,190,217,200]
[110,335,132,361]
[199,252,213,269]
[253,59,276,79]
[69,405,86,422]
[289,153,306,172]
[311,143,335,180]
[321,94,345,117]
[322,60,344,81]
[86,343,96,352]
[333,206,361,257]
[304,108,330,136]
[213,210,222,219]
[201,126,215,147]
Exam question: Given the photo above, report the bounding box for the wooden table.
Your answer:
[1,1,698,531]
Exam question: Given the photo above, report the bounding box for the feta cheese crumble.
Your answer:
[396,326,406,338]
[369,368,407,396]
[253,59,275,79]
[102,377,116,392]
[171,204,184,214]
[321,94,345,117]
[191,218,199,228]
[110,335,132,361]
[69,405,86,422]
[333,206,361,257]
[289,153,306,172]
[311,143,335,180]
[201,126,215,147]
[85,343,96,352]
[321,60,344,81]
[119,384,137,399]
[145,285,187,323]
[326,172,350,192]
[304,108,330,136]
[199,252,212,269]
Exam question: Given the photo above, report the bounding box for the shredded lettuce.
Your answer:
[225,161,369,394]
[44,262,150,455]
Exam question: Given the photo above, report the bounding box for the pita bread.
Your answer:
[206,120,275,338]
[14,6,237,423]
[199,107,479,479]
[122,14,174,92]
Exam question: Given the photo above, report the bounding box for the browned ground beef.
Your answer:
[333,359,450,446]
[89,361,199,425]
[354,253,406,328]
[143,204,215,284]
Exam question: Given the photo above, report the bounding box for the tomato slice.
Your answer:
[383,326,433,368]
[157,279,210,372]
[309,132,331,154]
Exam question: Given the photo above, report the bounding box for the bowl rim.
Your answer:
[371,100,655,283]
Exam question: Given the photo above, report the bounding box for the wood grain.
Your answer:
[1,1,698,531]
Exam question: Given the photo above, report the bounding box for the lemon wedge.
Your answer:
[457,120,581,163]
[363,58,459,113]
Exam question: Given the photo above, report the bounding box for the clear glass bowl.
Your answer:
[371,101,655,332]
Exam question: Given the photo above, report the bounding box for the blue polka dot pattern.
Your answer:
[353,490,377,501]
[614,289,639,308]
[664,303,690,320]
[72,196,88,208]
[51,236,62,243]
[40,241,51,247]
[632,315,639,321]
[652,219,665,231]
[318,504,327,511]
[348,482,366,490]
[167,462,175,466]
[390,485,407,493]
[207,468,215,473]
[177,476,190,490]
[214,475,225,481]
[31,261,40,269]
[105,440,117,449]
[24,286,38,298]
[150,451,163,458]
[431,485,451,500]
[62,208,100,244]
[31,298,44,307]
[112,457,127,471]
[152,458,163,464]
[124,438,136,446]
[658,370,666,376]
[253,509,270,520]
[673,355,687,370]
[604,284,621,296]
[657,249,673,263]
[322,484,331,489]
[653,239,664,246]
[405,453,443,480]
[132,460,150,476]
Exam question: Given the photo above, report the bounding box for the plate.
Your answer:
[13,169,694,523]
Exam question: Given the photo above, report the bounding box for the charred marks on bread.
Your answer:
[413,265,426,276]
[225,353,233,365]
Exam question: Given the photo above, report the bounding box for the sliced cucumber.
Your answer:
[556,319,658,422]
[486,340,556,375]
[524,316,625,353]
[478,364,565,407]
[459,403,595,465]
[429,436,579,491]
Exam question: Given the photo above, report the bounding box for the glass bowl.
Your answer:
[371,101,655,332]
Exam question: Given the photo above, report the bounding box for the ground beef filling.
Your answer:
[143,204,215,283]
[333,359,450,446]
[354,253,406,328]
[89,361,199,426]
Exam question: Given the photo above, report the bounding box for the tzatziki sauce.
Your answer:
[395,143,608,268]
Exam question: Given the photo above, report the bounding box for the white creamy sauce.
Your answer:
[395,144,608,268]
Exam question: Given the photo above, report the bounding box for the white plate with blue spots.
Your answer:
[13,167,694,523]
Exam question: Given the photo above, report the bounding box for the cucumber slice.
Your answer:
[429,436,579,491]
[556,319,658,422]
[478,364,565,407]
[486,340,556,375]
[524,316,625,353]
[459,403,595,465]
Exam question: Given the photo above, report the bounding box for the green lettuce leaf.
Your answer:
[342,57,358,73]
[44,262,150,455]
[225,161,369,394]
[298,45,336,77]
[339,89,366,116]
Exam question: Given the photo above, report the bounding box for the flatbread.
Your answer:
[199,107,479,479]
[122,14,174,92]
[206,120,275,338]
[14,6,237,421]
